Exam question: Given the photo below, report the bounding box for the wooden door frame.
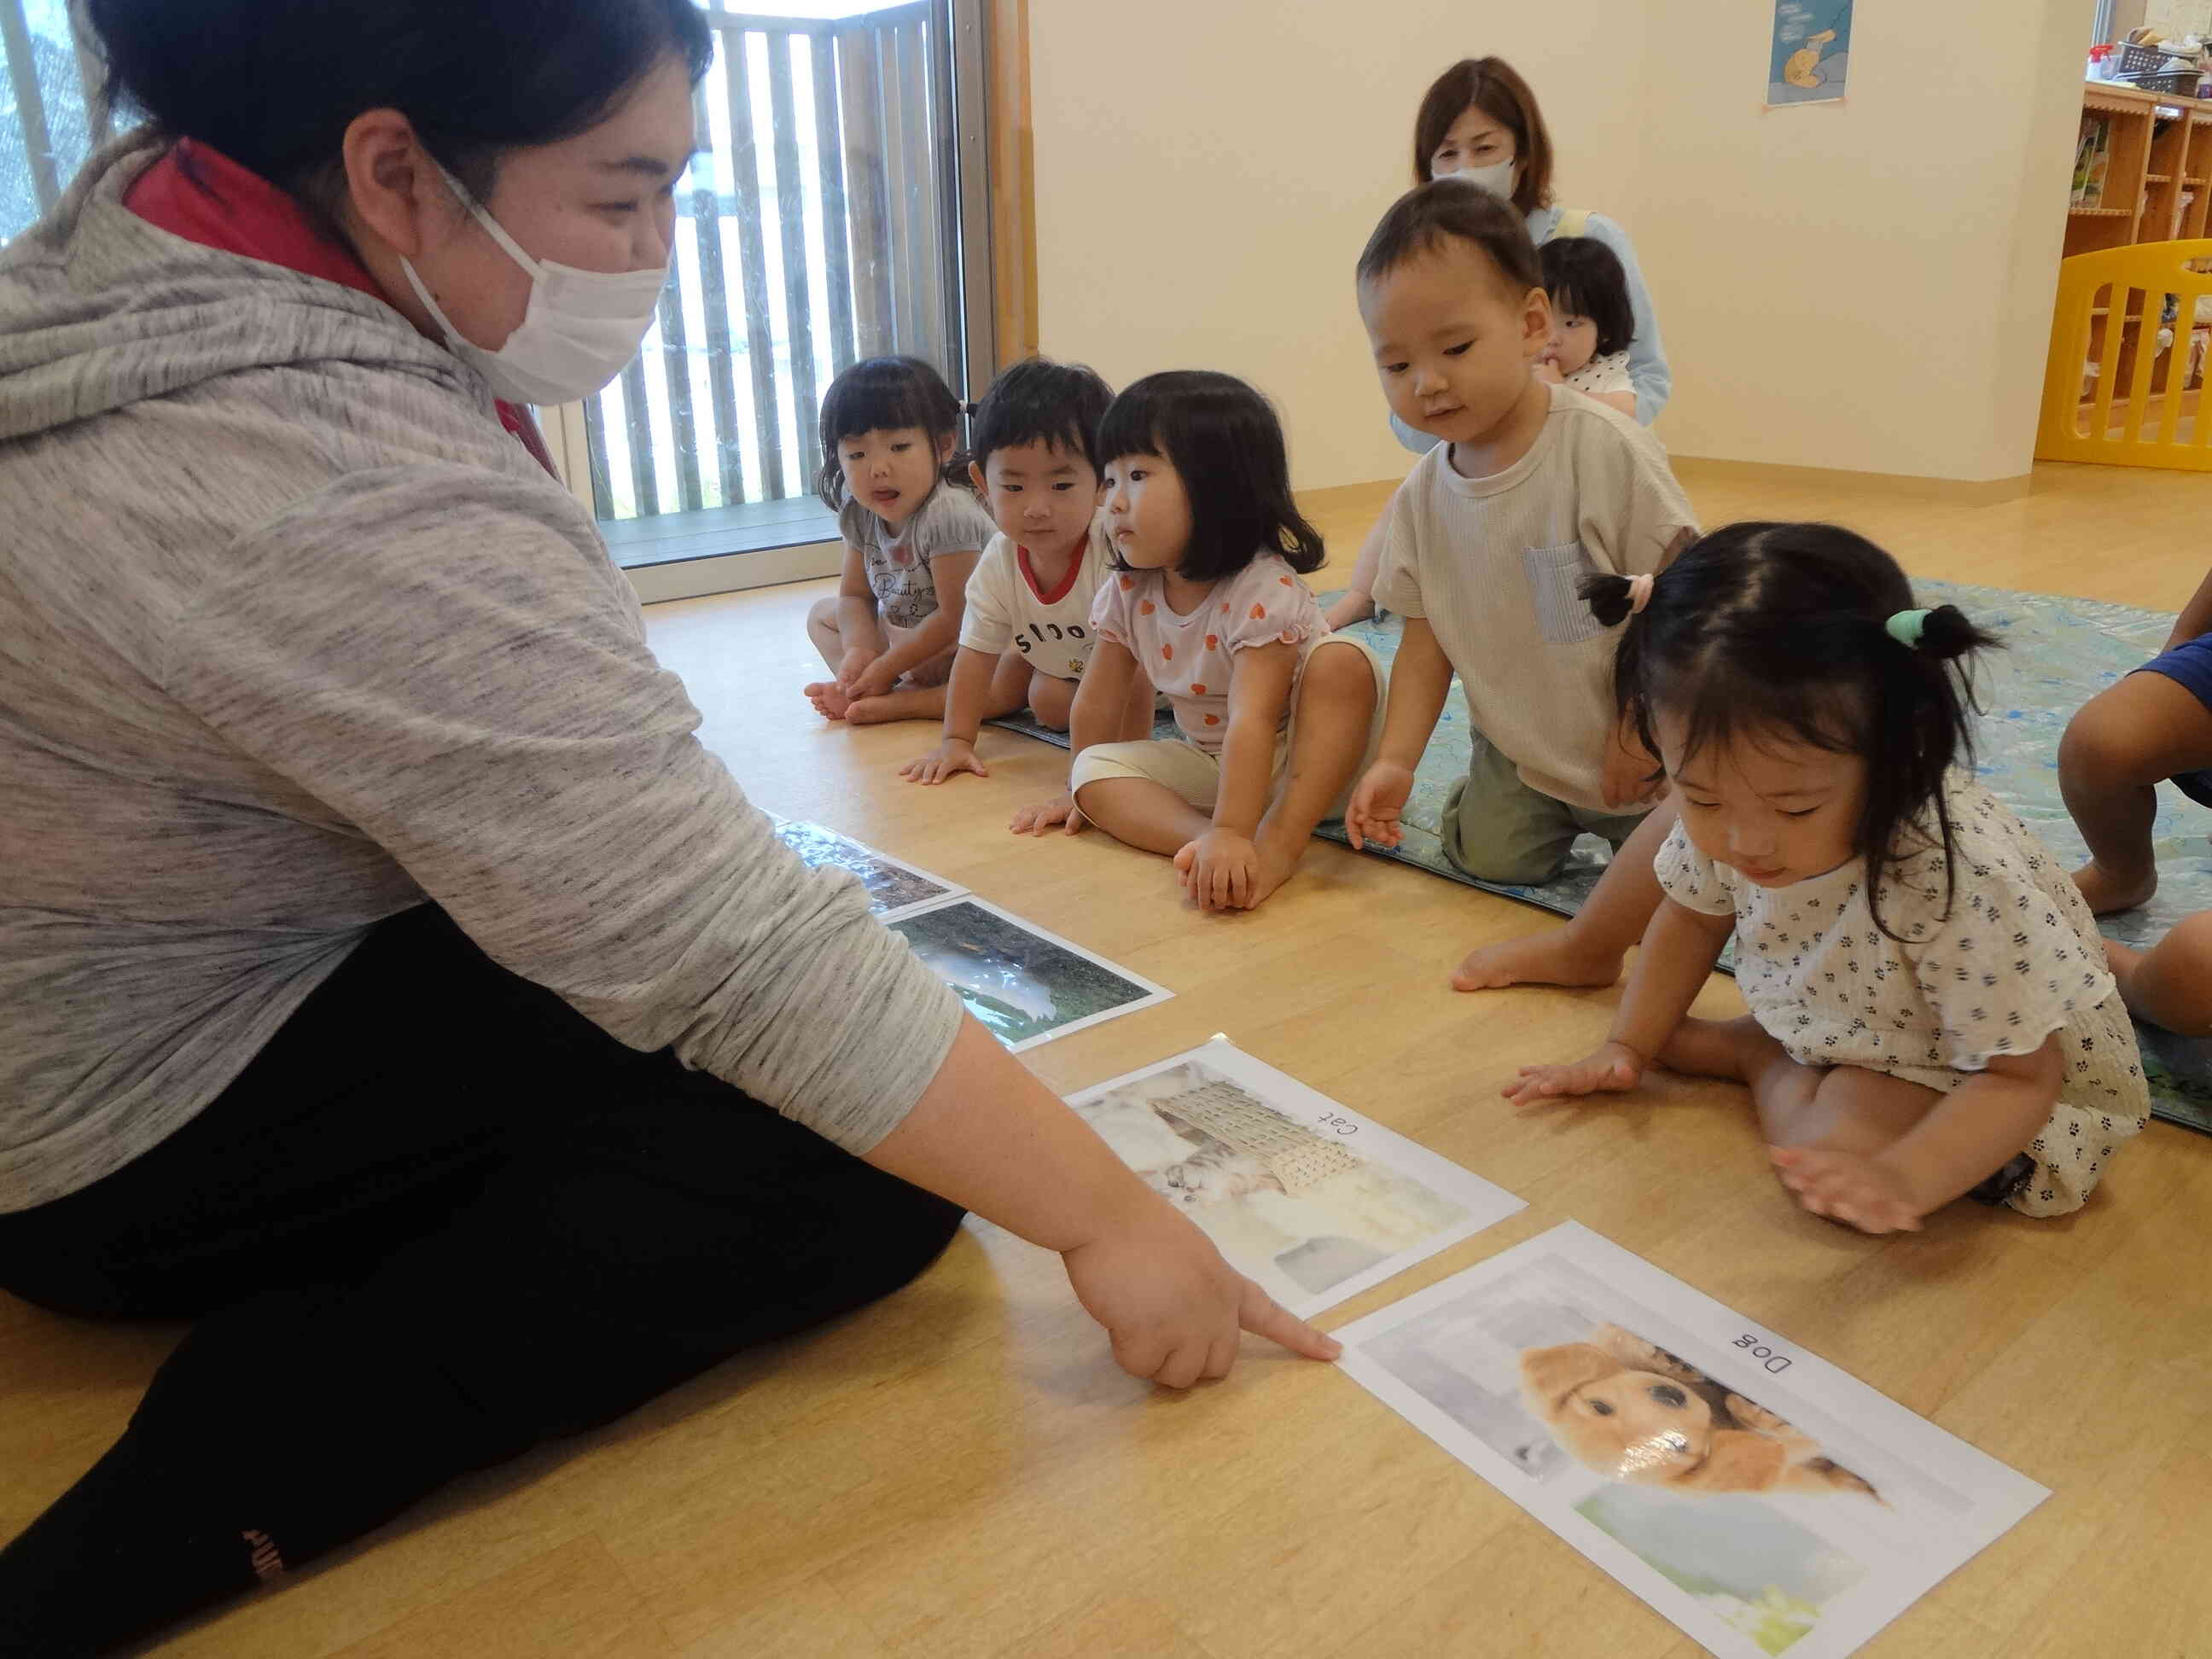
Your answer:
[986,0,1039,367]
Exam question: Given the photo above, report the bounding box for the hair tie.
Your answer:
[1626,573,1656,615]
[1885,608,1932,648]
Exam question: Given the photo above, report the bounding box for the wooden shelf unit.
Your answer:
[2057,84,2212,428]
[2069,83,2212,254]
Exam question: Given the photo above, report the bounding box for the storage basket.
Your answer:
[2126,68,2201,96]
[2115,40,2186,77]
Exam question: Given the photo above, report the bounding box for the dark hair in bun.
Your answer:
[1580,521,2000,938]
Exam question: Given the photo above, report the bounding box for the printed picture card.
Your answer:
[1064,1039,1524,1318]
[1333,1222,2047,1659]
[771,818,966,921]
[888,897,1172,1051]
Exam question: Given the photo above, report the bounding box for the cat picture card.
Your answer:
[1062,1039,1523,1318]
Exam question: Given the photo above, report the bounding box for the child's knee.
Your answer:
[1029,672,1075,729]
[2158,908,2212,971]
[1442,773,1575,885]
[2061,681,2192,785]
[1302,641,1379,710]
[806,596,841,636]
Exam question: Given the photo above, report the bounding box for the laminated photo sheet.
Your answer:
[1333,1223,2046,1659]
[887,896,1173,1052]
[1062,1039,1524,1318]
[769,817,968,921]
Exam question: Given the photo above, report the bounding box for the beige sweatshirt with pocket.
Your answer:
[1372,384,1698,811]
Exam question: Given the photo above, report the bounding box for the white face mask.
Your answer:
[400,164,668,407]
[1438,157,1516,201]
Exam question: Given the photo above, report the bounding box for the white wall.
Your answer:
[1633,0,2084,480]
[1027,0,2085,486]
[1027,1,1651,492]
[2144,0,2212,39]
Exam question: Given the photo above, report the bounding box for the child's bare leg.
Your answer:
[1668,1021,1927,1153]
[1028,667,1077,731]
[1770,1064,1942,1159]
[1323,510,1389,632]
[1453,801,1677,992]
[843,684,949,726]
[803,597,856,719]
[1205,643,1380,906]
[1658,1019,1974,1225]
[958,649,1035,726]
[2060,673,2212,912]
[2107,917,2212,1035]
[1074,777,1214,856]
[806,596,845,674]
[1656,1014,1824,1132]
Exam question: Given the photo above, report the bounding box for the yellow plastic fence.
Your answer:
[2038,238,2212,469]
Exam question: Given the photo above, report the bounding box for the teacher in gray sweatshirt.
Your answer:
[0,3,1335,1650]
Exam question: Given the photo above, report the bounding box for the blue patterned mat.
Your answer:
[981,582,2212,1133]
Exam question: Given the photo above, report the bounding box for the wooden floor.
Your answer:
[10,458,2212,1658]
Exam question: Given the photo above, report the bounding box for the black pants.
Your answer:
[0,905,962,1655]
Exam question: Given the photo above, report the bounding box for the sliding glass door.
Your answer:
[555,0,996,601]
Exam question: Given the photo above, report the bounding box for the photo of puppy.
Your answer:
[1521,1324,1881,1501]
[1336,1225,2048,1659]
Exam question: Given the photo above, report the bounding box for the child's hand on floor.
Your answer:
[1346,760,1415,850]
[1769,1147,1925,1235]
[1011,792,1086,835]
[901,738,987,785]
[1179,828,1260,911]
[1501,1041,1644,1105]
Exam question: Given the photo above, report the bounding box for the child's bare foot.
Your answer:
[1243,828,1308,909]
[1169,833,1302,911]
[1451,929,1625,992]
[804,680,853,720]
[844,685,946,727]
[2071,858,2157,915]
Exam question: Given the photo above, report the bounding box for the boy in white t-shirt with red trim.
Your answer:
[902,358,1154,785]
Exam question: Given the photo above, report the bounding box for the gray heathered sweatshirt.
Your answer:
[0,134,962,1212]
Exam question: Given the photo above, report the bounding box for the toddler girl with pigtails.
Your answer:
[1506,521,2149,1230]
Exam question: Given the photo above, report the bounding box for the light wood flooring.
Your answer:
[9,457,2212,1657]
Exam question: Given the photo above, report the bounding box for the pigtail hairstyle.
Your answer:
[1095,370,1325,582]
[815,356,971,510]
[1580,523,2000,939]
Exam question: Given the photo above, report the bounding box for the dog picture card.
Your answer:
[888,897,1173,1052]
[770,818,968,922]
[1333,1223,2046,1659]
[1062,1039,1525,1318]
